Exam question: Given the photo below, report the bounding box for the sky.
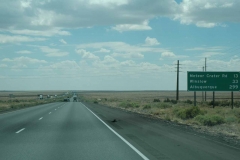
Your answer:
[0,0,240,91]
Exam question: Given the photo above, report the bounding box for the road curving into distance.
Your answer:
[0,101,240,160]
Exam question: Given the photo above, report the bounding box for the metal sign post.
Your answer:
[194,91,196,106]
[213,91,215,108]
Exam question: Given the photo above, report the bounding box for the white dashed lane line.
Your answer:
[16,128,25,134]
[49,112,51,114]
[39,117,43,120]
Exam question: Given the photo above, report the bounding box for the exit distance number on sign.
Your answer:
[232,80,238,83]
[229,85,238,89]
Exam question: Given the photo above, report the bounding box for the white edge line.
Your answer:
[81,103,149,160]
[16,128,25,134]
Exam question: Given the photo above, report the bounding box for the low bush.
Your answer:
[234,110,240,118]
[208,101,220,106]
[143,105,151,110]
[150,108,162,115]
[164,114,171,121]
[154,103,172,109]
[175,106,204,119]
[119,102,140,108]
[164,98,177,104]
[185,99,193,104]
[225,116,238,124]
[164,98,171,102]
[234,101,240,108]
[153,99,161,102]
[93,101,98,104]
[219,100,231,107]
[170,99,177,104]
[195,115,225,126]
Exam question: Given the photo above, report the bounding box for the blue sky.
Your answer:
[0,0,240,90]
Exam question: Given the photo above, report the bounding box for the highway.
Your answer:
[0,102,145,160]
[0,101,240,160]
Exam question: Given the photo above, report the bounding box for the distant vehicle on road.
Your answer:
[39,95,43,100]
[64,98,70,102]
[73,96,77,102]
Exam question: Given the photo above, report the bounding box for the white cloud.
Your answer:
[78,41,168,54]
[186,46,224,51]
[0,0,238,33]
[0,34,45,43]
[186,46,225,58]
[0,0,178,31]
[161,52,188,59]
[196,21,217,28]
[40,46,69,57]
[39,60,80,70]
[76,49,100,60]
[95,48,111,53]
[16,50,32,54]
[161,51,176,57]
[46,52,69,57]
[59,39,67,44]
[181,58,240,71]
[111,52,144,59]
[2,56,47,64]
[145,37,160,46]
[112,21,152,32]
[200,52,222,58]
[174,0,240,28]
[7,29,71,37]
[0,64,7,68]
[89,0,128,6]
[102,55,118,64]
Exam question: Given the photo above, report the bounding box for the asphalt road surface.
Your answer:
[0,102,145,160]
[0,101,240,160]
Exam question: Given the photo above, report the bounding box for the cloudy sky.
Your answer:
[0,0,240,90]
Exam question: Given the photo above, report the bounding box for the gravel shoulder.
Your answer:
[84,102,240,160]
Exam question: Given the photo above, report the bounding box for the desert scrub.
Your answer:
[225,116,238,124]
[194,115,225,126]
[184,99,193,104]
[174,106,204,120]
[153,99,161,102]
[153,103,172,109]
[143,104,151,110]
[150,108,162,115]
[164,114,171,121]
[234,101,240,108]
[234,109,240,118]
[119,102,140,108]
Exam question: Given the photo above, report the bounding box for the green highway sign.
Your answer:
[187,72,240,91]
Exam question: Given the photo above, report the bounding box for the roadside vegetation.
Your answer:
[0,97,67,113]
[79,92,240,139]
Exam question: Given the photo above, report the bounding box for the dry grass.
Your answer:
[0,91,69,112]
[78,91,240,139]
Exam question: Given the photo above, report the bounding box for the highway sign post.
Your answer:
[187,71,240,108]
